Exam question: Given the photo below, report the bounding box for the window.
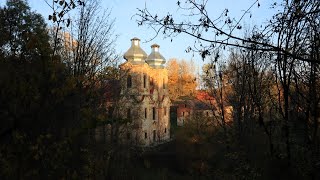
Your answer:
[150,77,154,86]
[127,108,131,119]
[206,111,209,116]
[145,132,147,139]
[163,78,166,89]
[183,112,185,117]
[127,75,132,88]
[165,128,167,133]
[152,107,156,120]
[184,104,187,108]
[153,130,156,141]
[164,107,167,116]
[143,74,147,88]
[145,108,147,119]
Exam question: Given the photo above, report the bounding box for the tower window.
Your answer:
[153,107,156,120]
[163,78,166,89]
[153,130,156,141]
[164,107,167,116]
[127,75,132,88]
[145,132,147,139]
[165,128,167,133]
[143,74,147,88]
[183,112,185,117]
[145,108,147,119]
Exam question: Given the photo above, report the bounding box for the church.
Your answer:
[118,37,171,146]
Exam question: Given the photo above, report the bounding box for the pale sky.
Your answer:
[3,0,275,67]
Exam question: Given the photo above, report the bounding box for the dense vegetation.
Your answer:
[0,0,118,178]
[137,0,320,179]
[0,0,319,179]
[167,58,198,101]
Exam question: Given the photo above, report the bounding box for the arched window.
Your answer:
[163,78,166,89]
[153,130,156,141]
[127,75,132,88]
[143,74,147,88]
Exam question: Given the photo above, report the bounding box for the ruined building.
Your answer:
[118,37,171,146]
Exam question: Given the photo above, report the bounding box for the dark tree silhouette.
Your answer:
[135,0,319,64]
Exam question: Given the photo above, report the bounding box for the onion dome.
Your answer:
[123,37,148,64]
[146,44,166,69]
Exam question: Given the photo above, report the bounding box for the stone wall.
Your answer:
[119,62,171,146]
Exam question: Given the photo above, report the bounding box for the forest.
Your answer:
[0,0,320,179]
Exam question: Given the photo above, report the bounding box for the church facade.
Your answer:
[119,37,171,146]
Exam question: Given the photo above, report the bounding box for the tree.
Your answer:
[167,58,197,101]
[57,0,118,78]
[0,0,55,136]
[0,0,51,58]
[45,0,85,58]
[49,1,121,177]
[266,0,320,165]
[46,0,119,133]
[0,1,82,178]
[167,58,179,100]
[136,0,319,64]
[0,0,119,178]
[201,62,215,89]
[138,0,320,154]
[137,0,320,177]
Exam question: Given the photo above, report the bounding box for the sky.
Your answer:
[3,0,275,68]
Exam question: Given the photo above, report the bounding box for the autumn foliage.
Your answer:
[167,58,197,101]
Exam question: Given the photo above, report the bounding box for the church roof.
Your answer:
[123,37,147,64]
[146,44,166,69]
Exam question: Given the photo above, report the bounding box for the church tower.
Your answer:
[123,37,147,64]
[119,38,170,146]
